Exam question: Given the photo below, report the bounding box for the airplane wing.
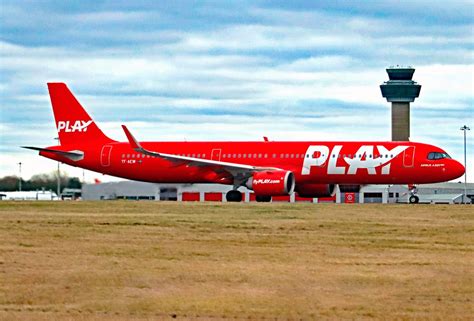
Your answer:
[21,146,84,161]
[121,125,281,180]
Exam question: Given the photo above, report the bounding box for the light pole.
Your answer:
[17,162,22,192]
[460,125,470,204]
[57,162,60,199]
[54,137,61,199]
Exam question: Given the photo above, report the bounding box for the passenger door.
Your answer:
[101,145,113,167]
[403,146,415,167]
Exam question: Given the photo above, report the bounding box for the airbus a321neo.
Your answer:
[23,83,465,203]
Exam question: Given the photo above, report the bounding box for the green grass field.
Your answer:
[0,201,473,320]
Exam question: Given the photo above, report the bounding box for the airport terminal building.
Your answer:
[82,181,473,204]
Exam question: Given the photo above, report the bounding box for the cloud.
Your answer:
[0,1,472,181]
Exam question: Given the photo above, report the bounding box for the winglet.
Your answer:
[121,125,142,150]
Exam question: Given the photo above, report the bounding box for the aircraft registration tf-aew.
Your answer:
[23,83,465,203]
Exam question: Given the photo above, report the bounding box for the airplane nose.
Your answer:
[451,160,465,180]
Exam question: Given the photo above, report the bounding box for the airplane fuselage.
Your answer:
[43,140,463,185]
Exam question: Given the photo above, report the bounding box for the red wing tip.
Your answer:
[121,125,132,135]
[121,125,141,149]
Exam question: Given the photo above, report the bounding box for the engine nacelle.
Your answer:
[246,171,295,196]
[295,183,336,198]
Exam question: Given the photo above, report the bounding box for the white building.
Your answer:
[82,181,473,204]
[0,190,59,201]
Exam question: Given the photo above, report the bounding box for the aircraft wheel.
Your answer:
[256,195,272,202]
[226,190,242,202]
[409,195,419,204]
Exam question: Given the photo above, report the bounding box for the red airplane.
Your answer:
[23,83,465,203]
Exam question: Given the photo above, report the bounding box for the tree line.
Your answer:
[0,172,81,192]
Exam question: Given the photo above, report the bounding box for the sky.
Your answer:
[0,0,473,183]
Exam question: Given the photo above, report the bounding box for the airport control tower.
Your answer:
[380,66,421,141]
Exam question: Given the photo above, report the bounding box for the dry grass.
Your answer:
[0,201,473,320]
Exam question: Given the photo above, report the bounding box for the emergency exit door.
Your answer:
[211,149,221,161]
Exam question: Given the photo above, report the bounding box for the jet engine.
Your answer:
[246,171,295,196]
[295,183,336,198]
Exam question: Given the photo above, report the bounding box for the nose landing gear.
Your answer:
[408,185,419,204]
[409,195,419,204]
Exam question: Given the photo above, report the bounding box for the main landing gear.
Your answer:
[225,189,273,203]
[256,195,271,202]
[226,190,242,202]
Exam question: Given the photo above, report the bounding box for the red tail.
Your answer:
[47,83,113,146]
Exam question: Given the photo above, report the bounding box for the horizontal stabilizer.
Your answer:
[21,146,84,161]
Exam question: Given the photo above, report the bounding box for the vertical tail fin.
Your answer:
[47,83,113,146]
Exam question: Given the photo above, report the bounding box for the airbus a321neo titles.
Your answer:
[23,83,465,203]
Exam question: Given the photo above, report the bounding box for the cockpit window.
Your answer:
[427,152,451,160]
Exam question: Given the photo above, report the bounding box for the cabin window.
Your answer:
[272,153,276,158]
[243,154,246,158]
[264,154,268,158]
[253,154,257,158]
